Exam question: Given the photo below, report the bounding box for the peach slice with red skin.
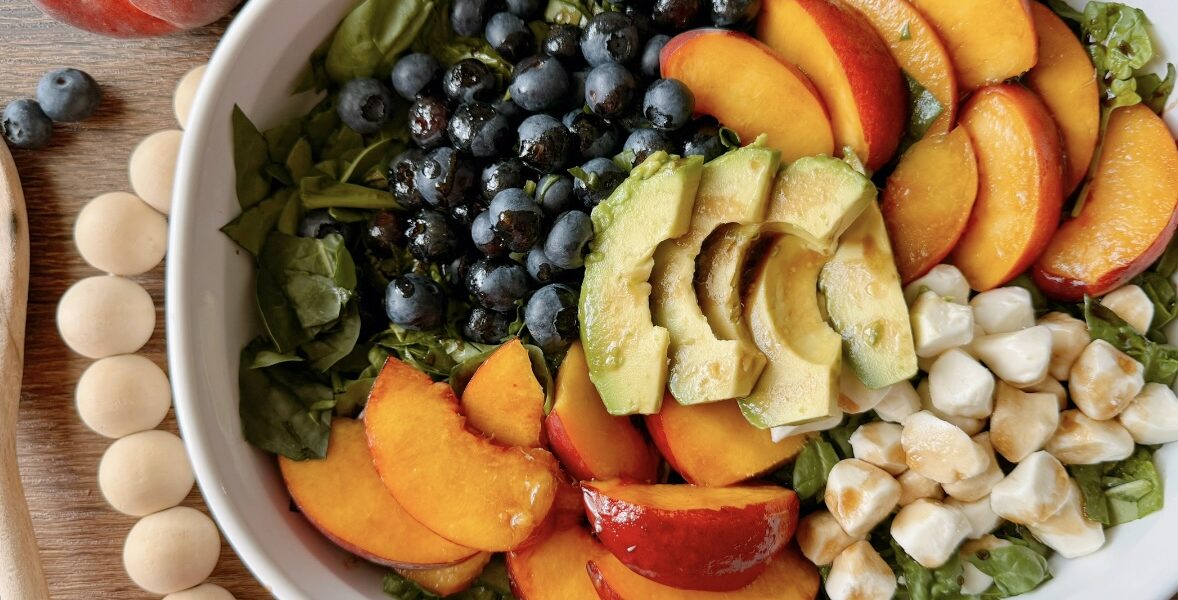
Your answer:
[756,0,907,169]
[397,552,493,597]
[909,0,1038,91]
[661,29,835,163]
[586,543,819,600]
[462,338,546,448]
[365,358,560,552]
[32,0,239,37]
[645,393,806,487]
[507,525,605,600]
[544,342,659,482]
[278,419,478,569]
[1025,2,1101,196]
[581,481,800,592]
[952,84,1065,291]
[841,0,958,135]
[882,127,979,283]
[1034,104,1178,301]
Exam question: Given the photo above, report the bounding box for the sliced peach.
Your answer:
[841,0,958,135]
[581,481,800,591]
[1034,104,1178,301]
[952,84,1065,291]
[397,552,493,596]
[882,127,979,283]
[646,393,806,487]
[365,358,560,552]
[1025,2,1100,196]
[461,338,545,448]
[661,28,834,163]
[507,526,605,600]
[545,342,660,483]
[587,544,819,600]
[757,0,907,168]
[278,419,477,568]
[909,0,1038,91]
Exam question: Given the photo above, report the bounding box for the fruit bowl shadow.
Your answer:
[167,0,1178,599]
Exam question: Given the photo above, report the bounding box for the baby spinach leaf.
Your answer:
[286,138,315,183]
[1138,63,1176,114]
[250,349,305,369]
[1070,463,1112,525]
[325,0,436,82]
[1084,297,1178,385]
[1106,446,1164,524]
[890,541,964,600]
[792,437,841,503]
[412,3,514,82]
[994,522,1052,559]
[301,175,400,210]
[294,35,333,94]
[904,73,944,143]
[264,116,306,166]
[340,136,397,183]
[238,341,334,460]
[220,189,292,256]
[966,545,1052,597]
[1133,271,1178,332]
[382,567,517,600]
[301,302,362,371]
[256,232,357,353]
[232,105,272,209]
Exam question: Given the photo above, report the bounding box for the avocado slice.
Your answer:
[765,156,873,249]
[652,143,780,405]
[580,152,704,416]
[820,202,918,389]
[740,232,841,428]
[696,222,761,342]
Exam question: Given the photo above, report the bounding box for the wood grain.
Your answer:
[0,2,270,598]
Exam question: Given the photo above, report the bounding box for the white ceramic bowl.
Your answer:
[169,1,1178,598]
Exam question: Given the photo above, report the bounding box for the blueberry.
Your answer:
[463,307,515,343]
[448,102,514,157]
[509,55,570,112]
[337,78,396,135]
[527,245,564,283]
[447,253,479,288]
[391,53,441,100]
[710,0,760,27]
[585,63,637,119]
[506,0,544,19]
[565,70,589,111]
[481,159,529,201]
[580,13,641,67]
[442,59,497,104]
[488,188,544,252]
[623,128,674,167]
[524,284,580,354]
[467,257,530,311]
[640,35,670,79]
[535,174,576,217]
[364,210,405,256]
[471,210,508,256]
[622,5,656,38]
[643,78,695,131]
[545,210,594,269]
[389,149,428,208]
[408,96,450,149]
[653,0,701,30]
[299,209,347,239]
[451,0,490,36]
[415,146,476,207]
[493,97,527,123]
[543,24,583,62]
[1,100,52,150]
[678,117,727,161]
[386,274,447,331]
[572,158,626,208]
[564,110,622,159]
[36,68,101,122]
[517,114,575,172]
[449,202,482,226]
[485,12,534,62]
[405,209,462,261]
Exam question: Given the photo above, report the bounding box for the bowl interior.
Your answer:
[168,1,1178,598]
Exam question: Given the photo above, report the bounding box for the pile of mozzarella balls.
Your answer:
[55,65,234,600]
[785,264,1178,600]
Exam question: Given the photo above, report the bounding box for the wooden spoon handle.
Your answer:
[0,142,48,600]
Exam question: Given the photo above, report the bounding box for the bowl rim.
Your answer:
[167,0,299,596]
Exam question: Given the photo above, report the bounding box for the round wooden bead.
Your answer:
[123,507,221,595]
[57,275,155,359]
[99,430,194,517]
[128,129,183,215]
[174,64,207,130]
[74,192,167,275]
[76,354,170,439]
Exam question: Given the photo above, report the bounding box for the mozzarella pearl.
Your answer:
[969,287,1035,334]
[1045,410,1134,465]
[943,432,1004,502]
[76,354,171,439]
[129,129,183,215]
[74,192,167,276]
[57,276,155,359]
[903,264,971,306]
[891,499,972,568]
[873,380,921,423]
[796,510,861,566]
[990,383,1060,463]
[1101,284,1154,334]
[824,459,901,537]
[989,451,1071,525]
[826,541,897,600]
[123,507,221,595]
[1120,383,1178,444]
[1038,312,1090,381]
[99,430,194,517]
[902,411,989,484]
[897,469,944,506]
[1069,339,1144,420]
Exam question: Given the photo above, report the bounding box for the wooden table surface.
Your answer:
[1,3,270,598]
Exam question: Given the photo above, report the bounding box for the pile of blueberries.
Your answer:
[1,68,103,149]
[336,0,761,354]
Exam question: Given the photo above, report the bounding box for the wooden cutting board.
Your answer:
[0,3,269,598]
